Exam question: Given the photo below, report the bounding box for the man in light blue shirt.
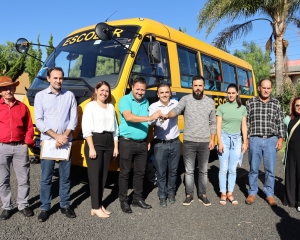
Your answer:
[34,67,78,222]
[149,83,180,208]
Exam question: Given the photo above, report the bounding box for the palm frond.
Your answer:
[265,33,273,52]
[287,17,300,28]
[212,18,272,49]
[287,0,300,17]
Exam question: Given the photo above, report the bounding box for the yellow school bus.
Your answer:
[16,18,256,185]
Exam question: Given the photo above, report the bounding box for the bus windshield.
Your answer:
[30,26,139,90]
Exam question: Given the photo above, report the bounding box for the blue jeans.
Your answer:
[218,131,241,193]
[154,139,180,199]
[248,136,278,197]
[40,159,71,211]
[183,141,210,197]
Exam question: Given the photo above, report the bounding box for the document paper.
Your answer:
[40,140,72,160]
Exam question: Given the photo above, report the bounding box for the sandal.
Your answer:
[227,194,238,205]
[220,194,227,206]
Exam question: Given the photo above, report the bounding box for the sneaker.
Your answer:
[297,207,300,212]
[159,198,167,208]
[168,195,176,204]
[199,194,211,206]
[182,195,194,206]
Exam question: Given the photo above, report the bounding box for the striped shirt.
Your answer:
[246,96,285,138]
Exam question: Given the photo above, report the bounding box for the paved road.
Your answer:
[1,151,300,240]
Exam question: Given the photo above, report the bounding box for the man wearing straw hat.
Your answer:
[0,76,34,220]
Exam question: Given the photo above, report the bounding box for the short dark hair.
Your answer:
[47,67,64,77]
[132,77,147,86]
[259,78,272,87]
[156,83,171,94]
[192,75,205,85]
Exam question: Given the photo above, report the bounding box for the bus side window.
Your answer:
[237,68,250,95]
[222,62,237,91]
[178,46,199,88]
[201,54,222,91]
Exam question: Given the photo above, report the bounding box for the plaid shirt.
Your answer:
[246,96,285,138]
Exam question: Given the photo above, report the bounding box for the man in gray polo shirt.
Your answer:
[164,75,216,206]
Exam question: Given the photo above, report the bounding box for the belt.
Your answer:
[154,137,179,144]
[1,141,24,146]
[119,136,146,143]
[251,135,276,139]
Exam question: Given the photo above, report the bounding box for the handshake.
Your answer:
[149,110,169,122]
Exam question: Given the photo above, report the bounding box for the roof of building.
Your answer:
[270,60,300,75]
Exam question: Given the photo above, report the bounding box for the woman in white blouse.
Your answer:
[82,81,118,218]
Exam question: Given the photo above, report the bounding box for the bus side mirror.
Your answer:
[148,41,161,64]
[15,38,30,54]
[95,22,112,41]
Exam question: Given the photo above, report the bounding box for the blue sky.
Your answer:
[1,0,300,62]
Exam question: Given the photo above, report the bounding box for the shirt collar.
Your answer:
[0,97,18,105]
[46,86,66,95]
[254,96,275,103]
[157,99,174,107]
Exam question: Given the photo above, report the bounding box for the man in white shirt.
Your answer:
[149,83,180,207]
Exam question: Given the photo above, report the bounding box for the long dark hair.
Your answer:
[290,96,300,120]
[227,83,242,108]
[91,81,112,103]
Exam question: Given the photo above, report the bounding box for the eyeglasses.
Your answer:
[295,104,300,108]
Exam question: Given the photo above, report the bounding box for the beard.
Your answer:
[193,90,203,100]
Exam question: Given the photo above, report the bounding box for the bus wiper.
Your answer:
[64,77,94,92]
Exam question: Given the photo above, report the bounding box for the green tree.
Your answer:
[277,79,296,115]
[25,35,42,83]
[233,41,271,87]
[0,41,26,80]
[46,34,54,59]
[197,0,300,95]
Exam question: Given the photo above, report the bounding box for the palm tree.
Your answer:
[197,0,300,94]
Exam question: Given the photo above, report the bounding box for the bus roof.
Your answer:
[67,18,252,70]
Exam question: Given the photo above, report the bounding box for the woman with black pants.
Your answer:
[82,81,118,218]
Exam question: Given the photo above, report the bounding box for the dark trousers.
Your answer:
[183,140,210,197]
[154,139,180,199]
[118,138,147,203]
[84,132,113,209]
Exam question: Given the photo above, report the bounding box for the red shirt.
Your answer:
[0,98,34,145]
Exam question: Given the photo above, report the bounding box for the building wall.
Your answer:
[15,72,30,102]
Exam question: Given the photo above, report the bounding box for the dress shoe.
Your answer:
[245,195,256,205]
[168,195,176,204]
[38,210,49,222]
[20,207,33,217]
[60,206,76,218]
[120,202,132,214]
[132,200,152,209]
[91,209,109,218]
[266,196,277,207]
[0,209,12,220]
